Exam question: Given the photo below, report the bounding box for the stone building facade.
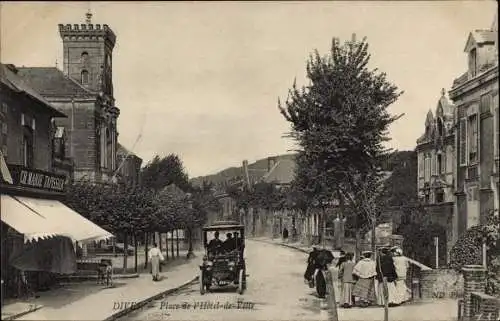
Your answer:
[0,64,69,174]
[449,20,499,235]
[17,14,119,183]
[416,90,457,259]
[116,143,142,187]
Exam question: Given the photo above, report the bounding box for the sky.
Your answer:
[1,1,497,178]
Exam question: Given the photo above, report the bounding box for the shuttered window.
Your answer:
[468,114,478,164]
[459,118,468,166]
[495,94,499,158]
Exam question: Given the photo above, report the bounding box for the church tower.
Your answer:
[58,11,116,98]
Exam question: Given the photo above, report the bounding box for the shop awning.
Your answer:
[0,150,13,184]
[1,194,59,242]
[15,196,114,243]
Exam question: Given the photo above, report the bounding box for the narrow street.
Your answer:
[120,240,329,321]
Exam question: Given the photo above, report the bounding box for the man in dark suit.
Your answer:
[207,231,223,256]
[376,247,398,306]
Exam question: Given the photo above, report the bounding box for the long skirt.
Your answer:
[151,256,160,280]
[340,282,354,306]
[394,278,411,303]
[376,280,398,305]
[352,278,376,303]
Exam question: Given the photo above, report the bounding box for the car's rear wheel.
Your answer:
[200,270,205,295]
[237,269,244,294]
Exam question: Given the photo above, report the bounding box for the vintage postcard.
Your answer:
[0,1,498,321]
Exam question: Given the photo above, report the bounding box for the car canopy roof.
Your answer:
[202,220,244,232]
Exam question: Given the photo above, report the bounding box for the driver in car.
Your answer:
[207,231,223,257]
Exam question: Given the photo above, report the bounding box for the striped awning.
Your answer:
[1,195,114,243]
[1,194,58,242]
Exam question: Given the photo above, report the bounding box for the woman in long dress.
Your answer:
[391,247,411,304]
[352,251,377,307]
[148,243,164,281]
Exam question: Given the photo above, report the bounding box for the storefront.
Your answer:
[1,163,113,298]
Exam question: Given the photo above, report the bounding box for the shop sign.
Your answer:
[7,164,67,192]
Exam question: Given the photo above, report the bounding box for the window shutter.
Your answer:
[476,113,480,162]
[496,100,499,158]
[459,118,467,166]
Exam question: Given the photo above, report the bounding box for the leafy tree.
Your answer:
[278,34,403,245]
[141,154,191,192]
[64,182,157,272]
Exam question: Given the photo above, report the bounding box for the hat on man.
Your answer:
[361,251,372,257]
[379,247,390,254]
[391,246,403,256]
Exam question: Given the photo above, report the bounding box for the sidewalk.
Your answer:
[253,237,459,321]
[2,251,203,321]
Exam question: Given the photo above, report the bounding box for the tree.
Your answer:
[278,35,403,321]
[141,154,191,192]
[450,211,500,297]
[64,182,157,272]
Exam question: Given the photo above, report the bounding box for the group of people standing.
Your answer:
[336,246,411,308]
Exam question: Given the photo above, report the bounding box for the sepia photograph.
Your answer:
[0,1,498,321]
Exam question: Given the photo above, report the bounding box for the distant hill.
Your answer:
[190,154,297,188]
[190,150,417,194]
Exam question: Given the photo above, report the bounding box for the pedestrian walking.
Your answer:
[391,246,411,304]
[352,251,377,307]
[376,247,398,306]
[339,252,355,308]
[333,250,346,302]
[148,243,164,281]
[282,228,289,242]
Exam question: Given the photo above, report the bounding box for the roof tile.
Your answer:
[16,67,94,98]
[263,158,296,184]
[1,64,66,117]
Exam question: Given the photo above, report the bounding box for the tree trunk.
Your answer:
[355,230,362,262]
[144,232,149,269]
[187,227,194,258]
[252,208,256,236]
[165,231,169,261]
[176,229,180,258]
[371,216,377,254]
[134,234,138,273]
[170,230,175,259]
[122,233,128,274]
[112,238,117,257]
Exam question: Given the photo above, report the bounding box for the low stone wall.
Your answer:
[420,268,464,299]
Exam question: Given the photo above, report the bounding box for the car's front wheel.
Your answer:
[237,269,244,295]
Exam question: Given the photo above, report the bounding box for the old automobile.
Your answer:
[199,221,247,295]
